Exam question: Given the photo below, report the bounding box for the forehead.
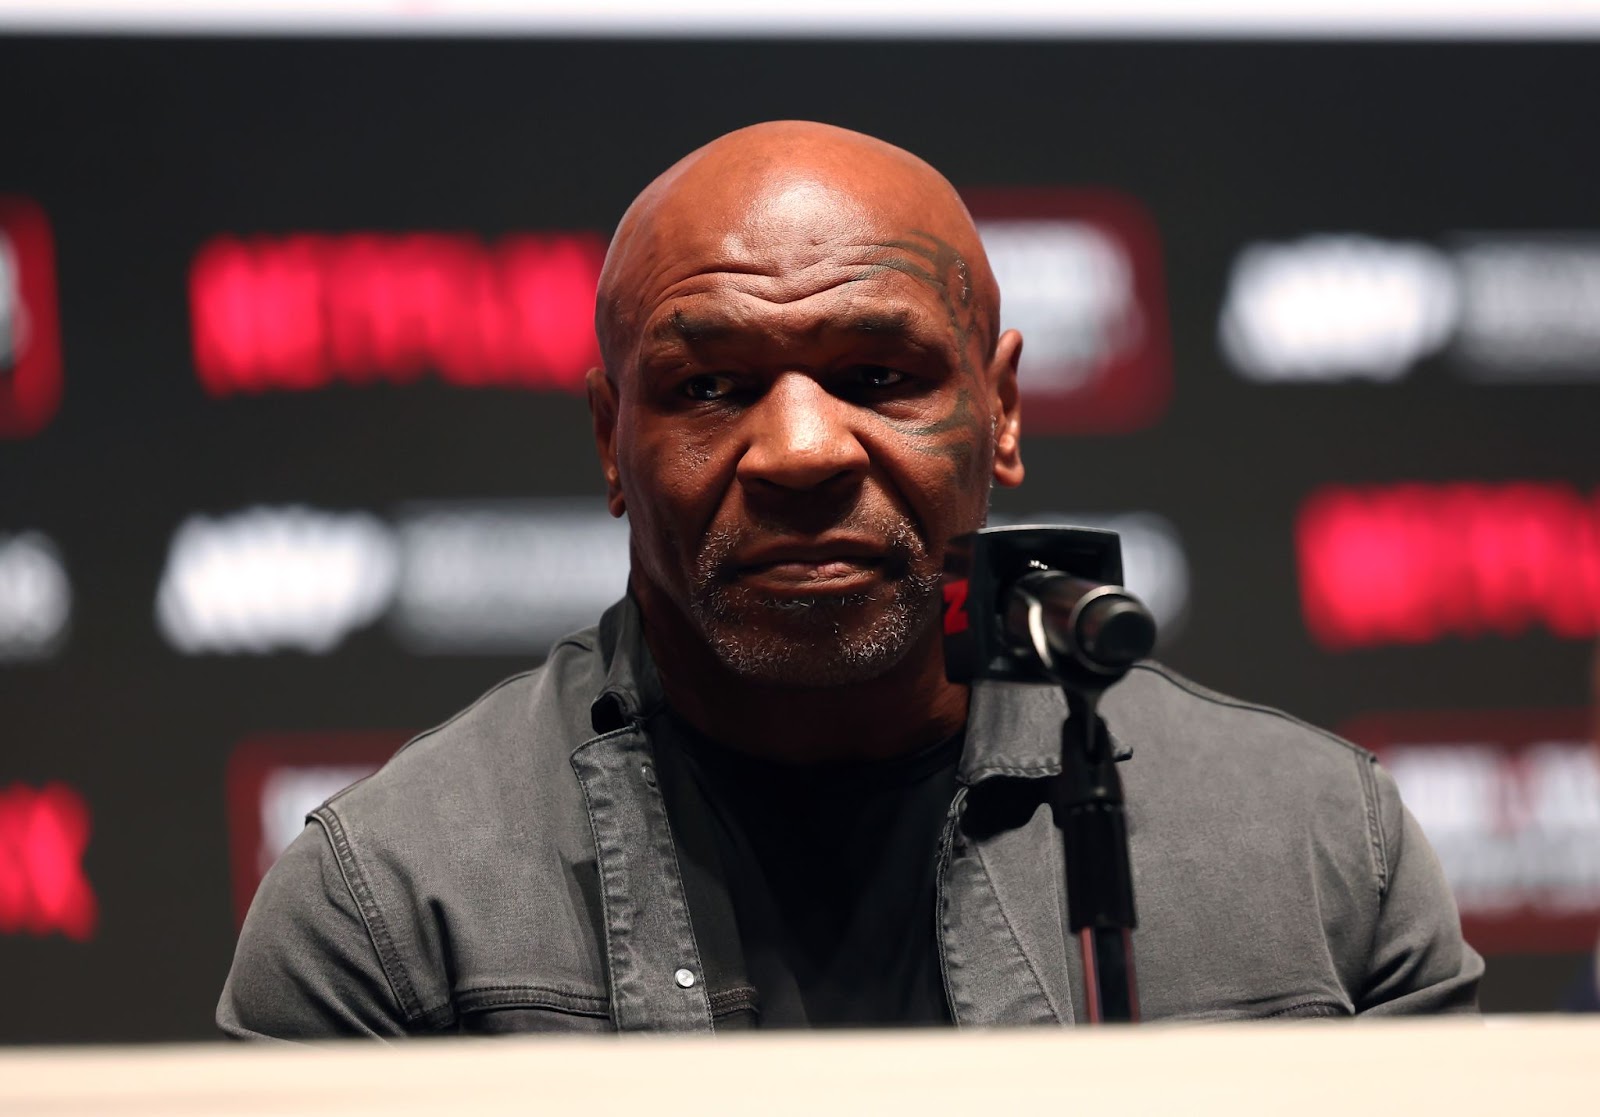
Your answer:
[625,183,975,353]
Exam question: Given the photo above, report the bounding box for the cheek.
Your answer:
[874,427,992,537]
[619,426,735,549]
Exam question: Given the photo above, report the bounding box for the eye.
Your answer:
[681,373,736,401]
[852,365,906,390]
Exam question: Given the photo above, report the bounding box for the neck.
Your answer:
[636,590,969,766]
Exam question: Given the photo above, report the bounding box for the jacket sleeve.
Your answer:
[217,818,411,1039]
[1355,762,1485,1015]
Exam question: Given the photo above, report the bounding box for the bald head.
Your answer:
[595,121,1000,378]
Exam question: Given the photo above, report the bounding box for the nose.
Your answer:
[736,373,869,493]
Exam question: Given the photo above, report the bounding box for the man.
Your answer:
[219,122,1482,1036]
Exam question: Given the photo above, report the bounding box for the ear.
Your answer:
[988,328,1024,489]
[585,366,627,517]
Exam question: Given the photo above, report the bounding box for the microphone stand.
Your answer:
[1056,686,1139,1023]
[1010,572,1142,1023]
[942,527,1154,1025]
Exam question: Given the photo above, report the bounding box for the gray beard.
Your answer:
[686,517,941,687]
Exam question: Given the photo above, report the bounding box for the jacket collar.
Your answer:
[588,596,666,734]
[586,595,1129,774]
[961,682,1131,783]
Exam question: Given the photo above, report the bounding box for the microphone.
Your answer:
[1004,569,1156,678]
[942,525,1157,688]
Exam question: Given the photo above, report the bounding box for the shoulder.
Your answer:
[1108,660,1373,772]
[330,629,605,817]
[315,628,610,881]
[1105,662,1385,880]
[276,629,614,1028]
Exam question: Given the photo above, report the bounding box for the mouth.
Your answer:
[729,542,892,594]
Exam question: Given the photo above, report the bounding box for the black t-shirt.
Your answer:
[654,712,962,1028]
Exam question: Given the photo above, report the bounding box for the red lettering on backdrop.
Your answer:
[0,783,96,941]
[190,232,606,395]
[0,196,63,438]
[1341,710,1600,955]
[1296,483,1600,649]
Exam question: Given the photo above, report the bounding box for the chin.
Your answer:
[694,586,937,688]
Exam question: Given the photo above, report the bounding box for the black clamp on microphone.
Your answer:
[942,525,1156,1024]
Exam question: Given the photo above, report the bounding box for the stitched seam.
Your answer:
[455,982,607,998]
[1128,662,1376,761]
[310,809,423,1024]
[1263,999,1347,1019]
[974,839,1063,1024]
[707,986,760,1018]
[935,786,967,1027]
[641,735,715,1027]
[1359,753,1389,897]
[571,729,636,1028]
[964,762,1061,781]
[457,987,611,1017]
[569,724,641,761]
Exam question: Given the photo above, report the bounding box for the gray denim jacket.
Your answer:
[218,599,1482,1037]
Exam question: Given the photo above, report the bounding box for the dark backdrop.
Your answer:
[2,36,1596,1042]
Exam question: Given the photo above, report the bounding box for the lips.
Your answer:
[730,540,890,592]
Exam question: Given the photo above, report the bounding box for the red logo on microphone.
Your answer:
[0,197,63,439]
[0,782,97,941]
[942,579,971,636]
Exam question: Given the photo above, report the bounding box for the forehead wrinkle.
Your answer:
[638,294,952,372]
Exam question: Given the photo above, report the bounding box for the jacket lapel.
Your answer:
[571,725,715,1032]
[569,600,714,1032]
[939,682,1104,1026]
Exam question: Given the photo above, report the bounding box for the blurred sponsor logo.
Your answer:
[156,502,629,656]
[0,531,70,661]
[968,190,1170,433]
[1453,236,1600,378]
[390,501,629,654]
[1296,483,1600,649]
[1220,235,1458,382]
[0,782,96,941]
[190,232,605,395]
[225,733,401,922]
[990,511,1189,641]
[155,506,399,654]
[1345,711,1600,954]
[1222,232,1600,382]
[0,197,62,438]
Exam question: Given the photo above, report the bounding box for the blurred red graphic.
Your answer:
[1297,483,1600,649]
[963,188,1170,434]
[225,732,404,923]
[190,232,605,395]
[0,197,63,438]
[1344,710,1600,954]
[0,782,96,941]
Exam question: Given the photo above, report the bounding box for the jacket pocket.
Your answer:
[454,985,612,1034]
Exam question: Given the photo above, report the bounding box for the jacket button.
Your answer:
[641,763,657,787]
[674,967,697,989]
